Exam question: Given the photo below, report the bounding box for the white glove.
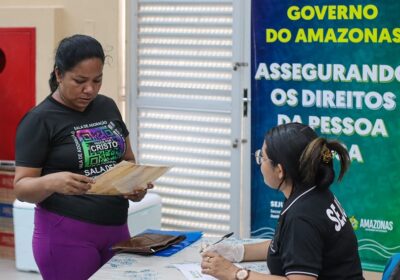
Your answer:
[204,243,244,263]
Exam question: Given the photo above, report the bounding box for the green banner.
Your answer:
[251,0,400,271]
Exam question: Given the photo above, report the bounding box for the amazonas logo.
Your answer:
[350,216,393,233]
[349,216,359,230]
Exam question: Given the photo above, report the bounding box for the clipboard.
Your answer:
[87,160,171,195]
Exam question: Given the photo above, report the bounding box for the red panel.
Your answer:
[0,28,36,160]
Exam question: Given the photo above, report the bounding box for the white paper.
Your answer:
[173,264,217,280]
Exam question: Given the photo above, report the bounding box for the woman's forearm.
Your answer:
[14,175,54,203]
[243,240,271,262]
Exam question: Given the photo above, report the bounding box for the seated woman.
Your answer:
[201,123,364,280]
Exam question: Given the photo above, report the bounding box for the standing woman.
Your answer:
[14,34,147,280]
[201,123,364,280]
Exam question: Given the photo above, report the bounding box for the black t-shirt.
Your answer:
[267,186,364,279]
[15,94,129,225]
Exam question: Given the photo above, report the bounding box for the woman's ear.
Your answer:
[55,67,62,83]
[276,163,285,180]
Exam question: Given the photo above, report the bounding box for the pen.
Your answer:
[200,232,234,253]
[212,231,234,246]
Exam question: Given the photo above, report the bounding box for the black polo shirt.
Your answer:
[267,186,364,279]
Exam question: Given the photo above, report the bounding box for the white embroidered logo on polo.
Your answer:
[326,198,348,232]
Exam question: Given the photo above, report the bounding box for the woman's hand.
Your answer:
[203,242,244,262]
[14,167,95,203]
[123,183,154,202]
[46,172,94,195]
[201,251,238,280]
[124,189,147,202]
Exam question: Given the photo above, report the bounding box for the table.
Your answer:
[90,238,269,280]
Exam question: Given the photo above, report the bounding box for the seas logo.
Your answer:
[350,216,393,233]
[326,199,347,232]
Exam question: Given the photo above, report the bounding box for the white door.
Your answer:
[128,0,251,237]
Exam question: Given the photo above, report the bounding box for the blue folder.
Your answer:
[141,229,203,257]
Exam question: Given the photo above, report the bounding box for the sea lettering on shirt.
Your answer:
[326,198,347,232]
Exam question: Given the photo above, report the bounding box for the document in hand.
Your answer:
[87,160,171,195]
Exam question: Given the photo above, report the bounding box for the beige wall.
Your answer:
[0,0,122,109]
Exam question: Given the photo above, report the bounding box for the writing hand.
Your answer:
[201,242,244,263]
[201,251,238,280]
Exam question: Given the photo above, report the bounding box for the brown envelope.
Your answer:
[87,161,171,195]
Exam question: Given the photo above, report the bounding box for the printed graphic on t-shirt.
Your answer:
[71,121,125,177]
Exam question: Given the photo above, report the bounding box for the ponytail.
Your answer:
[299,137,350,190]
[49,65,58,93]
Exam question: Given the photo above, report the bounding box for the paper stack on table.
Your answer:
[88,160,171,195]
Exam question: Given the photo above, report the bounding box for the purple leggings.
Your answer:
[33,206,130,280]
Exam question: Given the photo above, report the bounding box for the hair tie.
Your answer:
[321,145,333,164]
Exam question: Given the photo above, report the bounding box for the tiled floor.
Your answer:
[0,259,42,280]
